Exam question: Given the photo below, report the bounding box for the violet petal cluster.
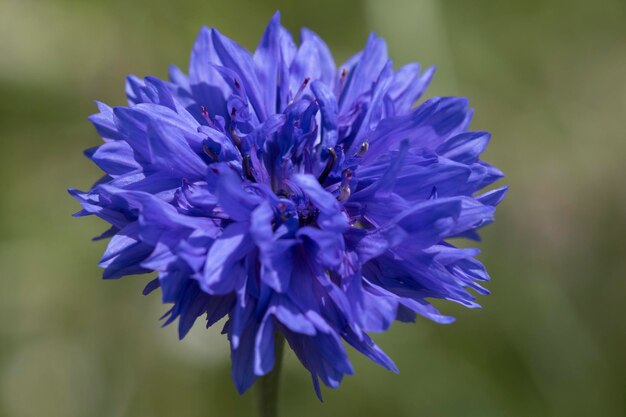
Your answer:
[70,12,506,398]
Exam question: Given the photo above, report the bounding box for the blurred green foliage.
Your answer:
[1,0,625,416]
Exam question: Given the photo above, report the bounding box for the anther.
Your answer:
[356,141,369,157]
[203,143,218,162]
[317,147,337,184]
[336,68,349,97]
[229,128,242,149]
[229,107,242,150]
[338,168,352,202]
[242,154,255,182]
[292,77,310,103]
[234,78,241,90]
[341,168,353,186]
[338,186,351,202]
[200,106,214,127]
[428,186,438,200]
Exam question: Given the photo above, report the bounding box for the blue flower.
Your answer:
[70,12,506,398]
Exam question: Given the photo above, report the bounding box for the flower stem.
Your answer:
[255,333,285,417]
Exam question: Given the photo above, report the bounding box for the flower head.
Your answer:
[70,12,506,398]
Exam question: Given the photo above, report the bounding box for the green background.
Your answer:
[1,0,625,416]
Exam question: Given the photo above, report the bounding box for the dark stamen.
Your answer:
[242,154,255,182]
[356,141,369,157]
[317,147,337,184]
[234,78,241,90]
